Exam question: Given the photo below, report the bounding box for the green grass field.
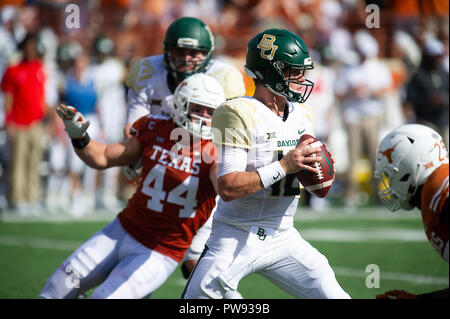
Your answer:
[0,207,447,299]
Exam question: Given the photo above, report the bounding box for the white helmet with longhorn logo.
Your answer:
[374,124,448,211]
[170,73,225,140]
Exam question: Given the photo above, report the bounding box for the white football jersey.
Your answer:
[125,55,246,124]
[212,96,315,230]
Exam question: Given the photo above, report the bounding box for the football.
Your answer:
[296,134,334,198]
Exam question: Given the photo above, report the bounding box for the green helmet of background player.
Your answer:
[163,17,215,80]
[244,28,314,103]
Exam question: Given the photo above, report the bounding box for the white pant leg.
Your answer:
[183,221,350,299]
[256,228,350,299]
[39,218,126,299]
[182,219,259,299]
[182,212,244,299]
[183,213,213,262]
[183,197,219,263]
[91,235,178,299]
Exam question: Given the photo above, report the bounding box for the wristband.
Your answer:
[71,133,91,150]
[257,161,286,188]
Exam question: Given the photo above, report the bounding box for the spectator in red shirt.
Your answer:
[1,33,47,216]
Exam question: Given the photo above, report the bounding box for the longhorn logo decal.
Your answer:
[378,141,402,163]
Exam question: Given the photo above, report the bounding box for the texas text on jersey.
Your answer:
[118,114,217,262]
[420,163,449,263]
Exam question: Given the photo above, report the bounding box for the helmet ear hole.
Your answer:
[399,174,410,182]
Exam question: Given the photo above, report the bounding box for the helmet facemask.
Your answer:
[171,73,225,140]
[374,124,449,212]
[189,102,216,139]
[176,98,216,140]
[271,60,314,103]
[163,17,214,81]
[375,166,421,211]
[164,46,211,80]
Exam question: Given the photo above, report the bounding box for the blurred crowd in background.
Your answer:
[0,0,448,218]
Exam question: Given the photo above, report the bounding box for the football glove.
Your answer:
[123,158,143,181]
[56,104,90,139]
[376,290,418,299]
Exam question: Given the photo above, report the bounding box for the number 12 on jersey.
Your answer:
[141,164,199,218]
[270,151,300,197]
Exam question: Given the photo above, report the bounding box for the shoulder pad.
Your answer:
[125,58,142,89]
[211,98,258,149]
[213,67,246,100]
[293,102,314,125]
[125,57,156,90]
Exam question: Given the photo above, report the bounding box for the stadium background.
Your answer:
[0,0,448,299]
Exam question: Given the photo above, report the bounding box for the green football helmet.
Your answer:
[244,29,314,103]
[163,17,214,80]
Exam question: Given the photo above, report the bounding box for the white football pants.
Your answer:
[182,212,213,262]
[182,219,351,299]
[39,217,178,299]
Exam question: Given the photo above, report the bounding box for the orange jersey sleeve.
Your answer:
[118,115,217,262]
[420,164,449,263]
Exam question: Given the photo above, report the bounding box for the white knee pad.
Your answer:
[91,249,178,299]
[39,265,82,299]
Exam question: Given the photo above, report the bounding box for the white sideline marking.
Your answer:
[299,228,427,242]
[173,269,448,287]
[1,234,447,286]
[333,267,449,285]
[295,207,422,221]
[0,210,117,223]
[0,207,419,223]
[0,234,82,251]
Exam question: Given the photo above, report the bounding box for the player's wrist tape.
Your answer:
[71,133,91,150]
[257,161,286,188]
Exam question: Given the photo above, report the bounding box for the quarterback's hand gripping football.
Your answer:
[279,137,322,174]
[56,104,90,139]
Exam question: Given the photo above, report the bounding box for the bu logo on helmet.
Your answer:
[257,34,278,61]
